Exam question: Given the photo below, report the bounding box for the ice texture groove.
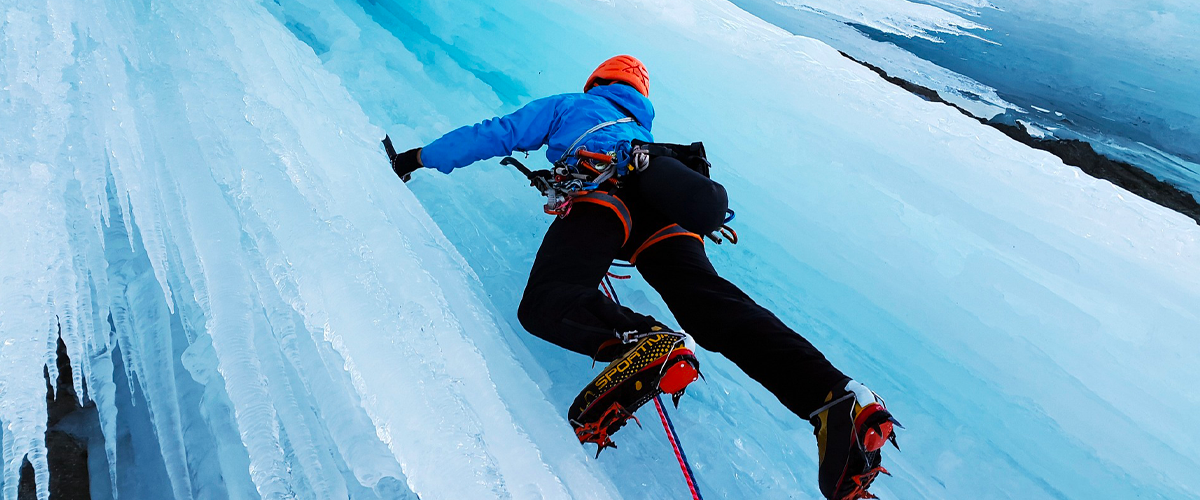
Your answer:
[1,0,1198,498]
[273,0,1198,498]
[2,0,619,497]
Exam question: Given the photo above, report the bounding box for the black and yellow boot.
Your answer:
[810,379,901,500]
[569,328,700,455]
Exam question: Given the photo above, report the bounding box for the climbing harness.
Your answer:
[626,225,697,264]
[501,118,739,250]
[502,117,636,216]
[628,140,708,177]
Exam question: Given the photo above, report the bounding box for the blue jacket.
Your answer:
[421,84,655,173]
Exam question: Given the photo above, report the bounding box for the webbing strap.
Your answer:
[572,192,632,245]
[558,117,635,163]
[629,224,703,265]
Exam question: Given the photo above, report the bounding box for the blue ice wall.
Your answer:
[1,0,1197,499]
[733,0,1200,198]
[879,0,1200,161]
[275,0,1200,498]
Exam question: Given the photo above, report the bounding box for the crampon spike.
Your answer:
[839,466,889,500]
[574,403,640,456]
[594,441,616,458]
[573,422,616,457]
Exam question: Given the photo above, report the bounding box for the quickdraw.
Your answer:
[502,117,637,216]
[705,210,738,245]
[500,123,739,250]
[501,146,630,216]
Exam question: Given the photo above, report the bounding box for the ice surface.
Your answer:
[774,0,993,42]
[1,0,1198,499]
[750,0,1200,195]
[901,0,1200,164]
[3,0,617,498]
[733,0,1019,119]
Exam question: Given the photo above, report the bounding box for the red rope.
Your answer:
[654,396,703,500]
[599,278,614,301]
[601,264,703,499]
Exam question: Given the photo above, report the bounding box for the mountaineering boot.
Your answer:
[569,328,700,455]
[810,379,901,500]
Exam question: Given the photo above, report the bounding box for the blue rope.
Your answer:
[723,209,736,224]
[603,274,620,305]
[656,395,704,499]
[604,262,703,499]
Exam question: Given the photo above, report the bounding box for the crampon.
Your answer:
[812,380,902,500]
[573,402,641,456]
[569,331,700,456]
[838,465,891,500]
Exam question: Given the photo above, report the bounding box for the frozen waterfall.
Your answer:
[1,0,1197,499]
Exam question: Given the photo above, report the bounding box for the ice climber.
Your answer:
[385,55,900,500]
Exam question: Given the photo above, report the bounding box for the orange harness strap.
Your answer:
[629,224,703,265]
[573,192,632,245]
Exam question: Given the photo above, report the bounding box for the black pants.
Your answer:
[517,157,846,417]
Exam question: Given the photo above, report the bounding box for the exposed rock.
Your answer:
[17,336,93,499]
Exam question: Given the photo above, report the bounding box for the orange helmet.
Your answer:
[584,55,650,97]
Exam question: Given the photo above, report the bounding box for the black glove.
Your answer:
[391,147,423,182]
[382,135,422,182]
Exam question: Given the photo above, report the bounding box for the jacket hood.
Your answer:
[587,84,655,132]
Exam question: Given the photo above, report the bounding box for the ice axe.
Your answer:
[500,156,554,192]
[381,134,411,182]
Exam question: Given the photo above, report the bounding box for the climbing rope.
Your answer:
[599,262,704,500]
[654,395,704,500]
